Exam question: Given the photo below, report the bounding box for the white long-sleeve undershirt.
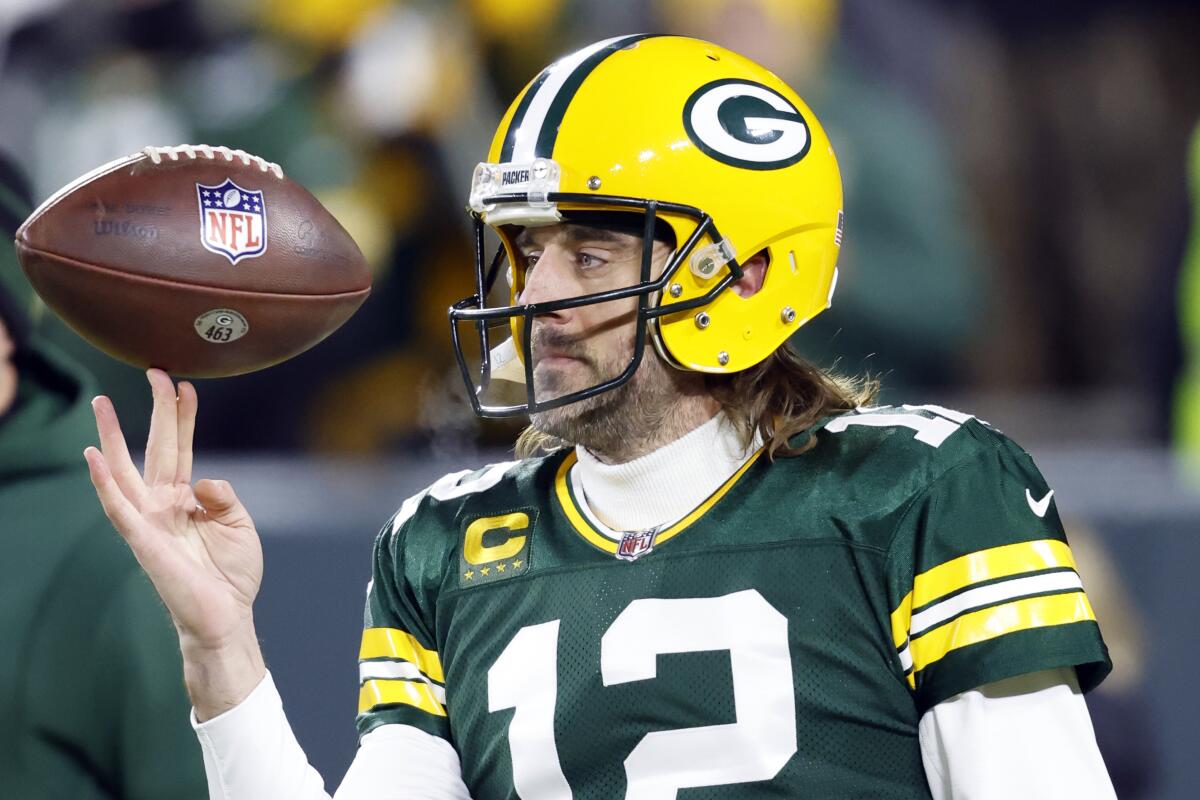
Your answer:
[193,666,1115,800]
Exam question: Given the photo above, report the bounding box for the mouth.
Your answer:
[536,354,581,367]
[533,348,585,368]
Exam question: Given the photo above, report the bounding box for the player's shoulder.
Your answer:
[378,451,562,548]
[749,403,1050,554]
[788,403,1035,499]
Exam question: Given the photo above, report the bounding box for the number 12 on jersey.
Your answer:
[487,590,798,799]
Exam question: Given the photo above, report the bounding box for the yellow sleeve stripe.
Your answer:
[914,539,1077,608]
[890,538,1077,647]
[908,590,1096,676]
[358,678,447,717]
[358,628,444,683]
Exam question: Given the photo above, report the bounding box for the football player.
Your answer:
[85,36,1116,798]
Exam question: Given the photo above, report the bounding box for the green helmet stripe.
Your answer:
[498,34,661,164]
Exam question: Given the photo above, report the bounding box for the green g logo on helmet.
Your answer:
[683,79,812,170]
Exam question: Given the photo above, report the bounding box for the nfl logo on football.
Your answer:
[197,179,268,264]
[616,528,658,562]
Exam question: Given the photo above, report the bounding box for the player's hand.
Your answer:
[84,369,263,654]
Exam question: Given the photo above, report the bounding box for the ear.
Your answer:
[731,251,768,298]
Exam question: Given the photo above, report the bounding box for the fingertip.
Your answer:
[84,446,108,479]
[91,395,115,423]
[147,368,175,393]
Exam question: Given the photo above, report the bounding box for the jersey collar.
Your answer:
[553,413,764,555]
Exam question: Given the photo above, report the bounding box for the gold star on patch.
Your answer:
[480,566,490,576]
[496,562,507,572]
[463,570,474,580]
[512,559,523,569]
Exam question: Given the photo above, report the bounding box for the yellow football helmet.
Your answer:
[450,34,843,417]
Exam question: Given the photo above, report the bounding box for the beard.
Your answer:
[527,325,702,462]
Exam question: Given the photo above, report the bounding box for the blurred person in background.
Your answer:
[5,0,1199,450]
[0,152,207,798]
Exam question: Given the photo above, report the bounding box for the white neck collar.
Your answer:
[571,412,760,533]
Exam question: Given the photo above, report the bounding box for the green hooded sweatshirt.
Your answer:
[0,339,206,798]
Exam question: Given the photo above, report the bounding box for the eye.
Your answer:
[578,252,604,269]
[523,253,541,271]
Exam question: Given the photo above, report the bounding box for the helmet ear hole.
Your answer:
[731,250,769,298]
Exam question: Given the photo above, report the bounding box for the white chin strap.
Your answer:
[488,337,526,385]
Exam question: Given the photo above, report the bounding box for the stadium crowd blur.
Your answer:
[0,0,1197,456]
[2,1,1199,797]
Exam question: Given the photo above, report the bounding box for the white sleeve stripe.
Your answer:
[509,36,632,162]
[358,662,448,705]
[909,570,1084,639]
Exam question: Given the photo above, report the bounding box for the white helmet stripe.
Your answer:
[505,35,652,163]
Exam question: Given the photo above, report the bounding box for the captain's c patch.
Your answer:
[459,510,535,587]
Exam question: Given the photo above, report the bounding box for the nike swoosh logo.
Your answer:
[1026,488,1054,518]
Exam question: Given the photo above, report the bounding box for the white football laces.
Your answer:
[142,144,283,179]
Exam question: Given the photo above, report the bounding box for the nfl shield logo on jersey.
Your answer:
[197,179,267,264]
[616,528,658,561]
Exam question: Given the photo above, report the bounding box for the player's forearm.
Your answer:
[193,671,332,800]
[182,626,267,722]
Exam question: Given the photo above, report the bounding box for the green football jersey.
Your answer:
[357,405,1110,799]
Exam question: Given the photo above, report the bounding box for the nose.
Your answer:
[516,245,574,319]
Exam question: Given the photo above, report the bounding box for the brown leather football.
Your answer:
[14,144,371,377]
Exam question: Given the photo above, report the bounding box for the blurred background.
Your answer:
[2,0,1199,796]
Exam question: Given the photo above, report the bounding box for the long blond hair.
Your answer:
[514,343,876,459]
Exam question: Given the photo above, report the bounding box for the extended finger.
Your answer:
[144,369,179,485]
[176,380,197,484]
[85,446,148,546]
[91,395,148,507]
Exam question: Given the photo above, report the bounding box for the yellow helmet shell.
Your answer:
[481,34,843,375]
